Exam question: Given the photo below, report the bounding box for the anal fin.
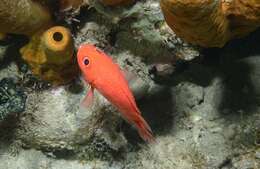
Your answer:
[81,86,94,108]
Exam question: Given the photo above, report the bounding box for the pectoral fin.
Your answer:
[81,86,94,108]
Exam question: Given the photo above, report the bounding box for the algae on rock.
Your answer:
[0,78,26,121]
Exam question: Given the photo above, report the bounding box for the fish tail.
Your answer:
[133,115,155,143]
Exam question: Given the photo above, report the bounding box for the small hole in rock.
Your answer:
[53,32,63,42]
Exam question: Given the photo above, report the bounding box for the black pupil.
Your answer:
[84,58,89,65]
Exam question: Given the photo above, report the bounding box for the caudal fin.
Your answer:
[134,115,156,143]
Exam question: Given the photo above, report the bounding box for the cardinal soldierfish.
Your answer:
[77,44,155,143]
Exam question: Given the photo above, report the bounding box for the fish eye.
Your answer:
[83,57,90,66]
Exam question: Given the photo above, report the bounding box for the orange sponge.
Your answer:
[20,26,78,85]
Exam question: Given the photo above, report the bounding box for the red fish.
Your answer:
[77,44,155,143]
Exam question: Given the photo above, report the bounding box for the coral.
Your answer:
[20,26,78,85]
[0,78,26,122]
[160,0,260,47]
[99,0,135,6]
[0,0,52,36]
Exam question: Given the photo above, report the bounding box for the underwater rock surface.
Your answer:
[0,78,26,121]
[0,0,259,169]
[86,0,200,62]
[17,84,125,153]
[0,43,8,62]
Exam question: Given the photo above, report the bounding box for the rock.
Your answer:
[0,45,8,62]
[0,149,120,169]
[59,0,88,10]
[17,85,126,156]
[0,78,26,121]
[172,82,204,110]
[256,149,260,159]
[114,9,174,63]
[221,55,260,105]
[160,0,260,47]
[74,19,112,48]
[232,154,258,169]
[59,0,89,24]
[236,56,260,98]
[153,63,175,77]
[115,52,151,100]
[87,0,200,63]
[223,124,237,140]
[99,0,134,6]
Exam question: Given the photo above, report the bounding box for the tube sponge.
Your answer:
[42,26,74,65]
[20,26,78,85]
[0,0,52,35]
